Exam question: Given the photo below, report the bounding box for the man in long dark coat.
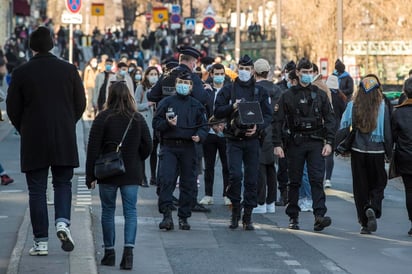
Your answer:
[6,26,86,256]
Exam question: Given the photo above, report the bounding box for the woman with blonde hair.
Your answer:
[86,81,152,269]
[339,74,392,235]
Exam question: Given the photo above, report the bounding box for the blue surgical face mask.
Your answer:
[148,75,158,85]
[301,74,313,84]
[287,81,292,88]
[119,70,127,77]
[238,70,251,82]
[134,74,142,81]
[213,75,225,84]
[105,65,112,71]
[176,83,191,96]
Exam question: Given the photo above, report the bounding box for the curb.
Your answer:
[6,207,30,274]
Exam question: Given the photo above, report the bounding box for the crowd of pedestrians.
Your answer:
[2,23,412,271]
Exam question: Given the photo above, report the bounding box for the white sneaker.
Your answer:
[223,196,232,206]
[253,204,267,214]
[199,195,214,205]
[324,179,332,188]
[266,202,276,213]
[56,222,75,252]
[29,241,48,256]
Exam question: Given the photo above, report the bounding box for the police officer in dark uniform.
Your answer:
[275,60,296,206]
[214,55,272,230]
[147,46,211,212]
[147,46,210,107]
[272,57,336,231]
[153,72,208,231]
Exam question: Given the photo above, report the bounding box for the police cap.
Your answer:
[238,54,254,66]
[176,71,192,81]
[178,46,201,59]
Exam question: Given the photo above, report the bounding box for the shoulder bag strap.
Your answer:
[117,114,135,151]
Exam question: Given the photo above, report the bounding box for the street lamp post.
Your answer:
[275,0,281,68]
[337,0,343,61]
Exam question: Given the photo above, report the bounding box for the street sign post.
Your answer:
[65,0,82,64]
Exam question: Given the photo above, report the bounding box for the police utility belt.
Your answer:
[162,138,193,146]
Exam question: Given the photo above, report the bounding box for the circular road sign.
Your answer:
[170,14,181,24]
[203,16,216,30]
[66,0,82,13]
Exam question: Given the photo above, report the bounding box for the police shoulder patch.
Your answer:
[274,104,279,112]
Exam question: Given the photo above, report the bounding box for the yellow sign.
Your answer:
[152,7,168,23]
[91,3,104,16]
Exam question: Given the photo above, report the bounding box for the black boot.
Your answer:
[275,190,288,206]
[119,247,133,270]
[229,205,241,229]
[242,207,255,231]
[178,218,191,230]
[101,249,115,266]
[159,208,174,230]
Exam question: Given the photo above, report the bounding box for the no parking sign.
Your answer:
[203,16,215,30]
[66,0,81,13]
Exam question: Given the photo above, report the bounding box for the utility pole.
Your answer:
[337,0,343,61]
[275,0,281,68]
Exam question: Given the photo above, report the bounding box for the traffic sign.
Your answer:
[145,13,152,21]
[185,18,196,30]
[203,4,216,16]
[66,0,82,14]
[91,3,104,16]
[203,17,216,30]
[170,14,181,24]
[153,7,168,23]
[62,11,83,24]
[171,5,181,14]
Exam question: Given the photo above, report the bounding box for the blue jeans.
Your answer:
[99,184,138,248]
[299,163,312,199]
[25,166,73,241]
[0,163,5,174]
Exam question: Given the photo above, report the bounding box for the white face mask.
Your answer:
[238,70,251,82]
[148,75,158,85]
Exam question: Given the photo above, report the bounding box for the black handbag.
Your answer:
[94,115,134,180]
[335,127,357,156]
[388,151,400,179]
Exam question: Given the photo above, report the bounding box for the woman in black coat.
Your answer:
[86,81,152,270]
[391,78,412,236]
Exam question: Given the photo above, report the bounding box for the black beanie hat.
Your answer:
[29,26,54,53]
[284,60,296,72]
[335,59,345,73]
